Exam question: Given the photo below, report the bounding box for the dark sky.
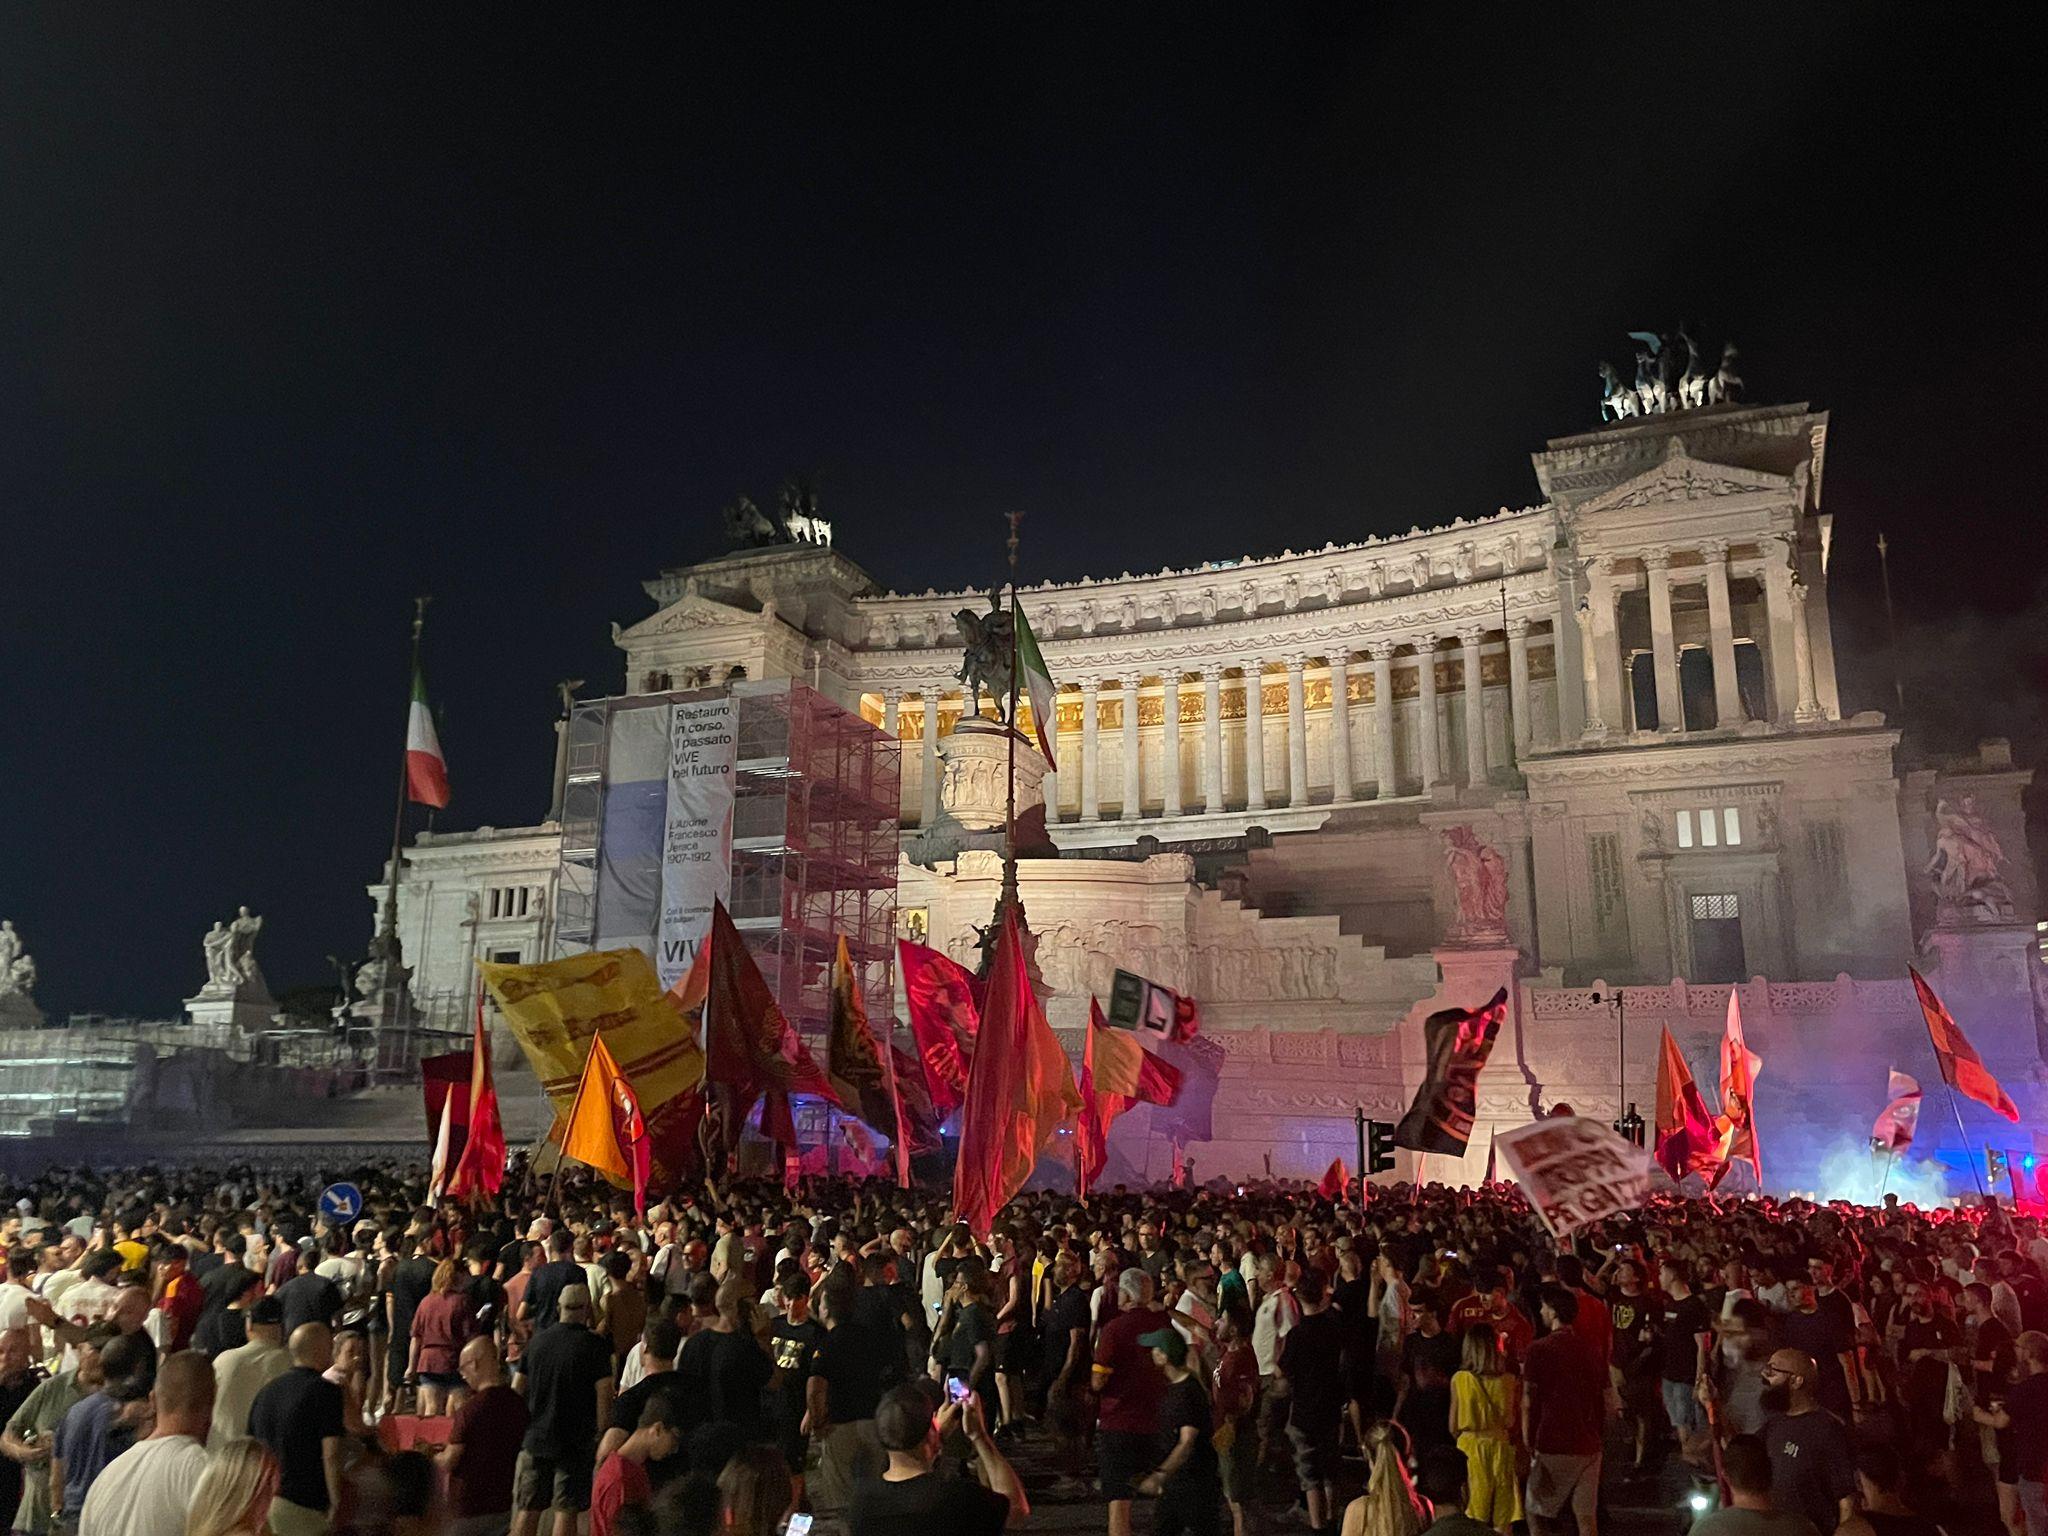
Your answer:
[3,9,2043,1019]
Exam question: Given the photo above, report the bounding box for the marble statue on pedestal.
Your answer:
[1442,826,1510,942]
[1927,797,2014,922]
[0,920,46,1028]
[199,906,272,999]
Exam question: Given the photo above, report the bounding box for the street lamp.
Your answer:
[1590,988,1644,1145]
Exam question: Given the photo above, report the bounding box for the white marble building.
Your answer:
[378,396,2047,1193]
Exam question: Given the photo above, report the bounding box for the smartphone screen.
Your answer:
[785,1516,814,1536]
[946,1373,972,1404]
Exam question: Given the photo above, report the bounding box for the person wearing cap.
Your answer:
[4,1324,110,1536]
[845,1382,1025,1536]
[512,1284,613,1536]
[1133,1324,1220,1536]
[207,1297,289,1450]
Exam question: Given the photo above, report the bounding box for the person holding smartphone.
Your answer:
[846,1383,1025,1536]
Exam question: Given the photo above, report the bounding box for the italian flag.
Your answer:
[406,668,451,808]
[1015,601,1057,770]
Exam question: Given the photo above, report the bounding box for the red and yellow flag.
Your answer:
[1912,965,2020,1122]
[560,1032,651,1215]
[1653,1027,1723,1182]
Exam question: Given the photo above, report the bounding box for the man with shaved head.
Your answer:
[247,1324,346,1536]
[1759,1348,1855,1534]
[443,1335,528,1536]
[77,1351,213,1536]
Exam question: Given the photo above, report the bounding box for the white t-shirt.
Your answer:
[79,1434,212,1536]
[0,1281,33,1333]
[1252,1288,1301,1376]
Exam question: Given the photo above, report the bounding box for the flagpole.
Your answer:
[1944,1080,1988,1199]
[546,1038,600,1217]
[378,596,431,956]
[1001,511,1023,916]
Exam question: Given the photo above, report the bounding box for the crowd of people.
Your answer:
[0,1157,2041,1536]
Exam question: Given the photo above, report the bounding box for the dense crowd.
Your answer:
[0,1159,2043,1536]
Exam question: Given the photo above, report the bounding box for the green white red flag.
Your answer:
[1014,602,1057,770]
[406,667,450,808]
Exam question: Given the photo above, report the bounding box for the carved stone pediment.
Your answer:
[1581,440,1800,515]
[615,593,766,642]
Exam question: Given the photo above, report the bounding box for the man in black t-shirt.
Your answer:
[1134,1326,1219,1536]
[768,1279,823,1505]
[810,1278,890,1510]
[384,1231,437,1403]
[847,1383,1025,1536]
[602,1318,690,1489]
[1278,1269,1348,1532]
[248,1323,347,1531]
[273,1247,343,1339]
[1656,1260,1713,1460]
[522,1229,583,1337]
[514,1286,616,1536]
[1759,1347,1856,1534]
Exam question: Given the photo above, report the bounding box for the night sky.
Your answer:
[3,10,2042,1019]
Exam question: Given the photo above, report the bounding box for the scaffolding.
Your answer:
[556,679,900,1054]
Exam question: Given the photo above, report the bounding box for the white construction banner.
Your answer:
[656,698,737,989]
[1495,1115,1654,1239]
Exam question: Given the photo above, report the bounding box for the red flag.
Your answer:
[1870,1070,1923,1155]
[1911,965,2020,1122]
[447,992,507,1203]
[1317,1157,1350,1201]
[1654,1027,1724,1182]
[420,1050,472,1154]
[1711,989,1763,1190]
[952,908,1080,1235]
[1077,1001,1132,1198]
[704,902,839,1155]
[899,940,982,1118]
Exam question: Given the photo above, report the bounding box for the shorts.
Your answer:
[997,1328,1037,1374]
[421,1370,464,1391]
[1662,1377,1705,1434]
[1526,1451,1601,1524]
[1286,1418,1341,1487]
[1098,1427,1162,1503]
[1218,1415,1257,1503]
[775,1425,811,1475]
[514,1448,595,1512]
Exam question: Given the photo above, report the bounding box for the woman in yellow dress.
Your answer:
[1449,1324,1522,1532]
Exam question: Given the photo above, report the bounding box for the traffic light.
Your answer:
[1366,1119,1397,1175]
[1988,1147,2009,1189]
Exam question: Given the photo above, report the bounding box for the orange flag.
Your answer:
[953,907,1081,1234]
[1653,1027,1722,1182]
[1711,989,1763,1189]
[560,1033,651,1215]
[1911,965,2020,1122]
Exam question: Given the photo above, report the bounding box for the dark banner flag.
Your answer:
[1394,987,1509,1155]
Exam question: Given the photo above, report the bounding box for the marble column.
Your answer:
[1416,637,1442,786]
[1370,647,1396,797]
[1506,620,1533,755]
[1242,660,1268,810]
[1760,536,1800,723]
[1700,539,1743,727]
[1285,654,1310,805]
[1584,556,1624,735]
[881,687,900,740]
[919,689,941,826]
[1644,548,1682,732]
[1080,676,1101,821]
[1790,582,1823,721]
[1201,665,1224,814]
[1161,673,1183,817]
[1458,629,1487,786]
[1327,652,1354,802]
[1120,673,1142,818]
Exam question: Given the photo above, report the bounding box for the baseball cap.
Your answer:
[559,1284,592,1318]
[249,1296,284,1326]
[1138,1326,1187,1365]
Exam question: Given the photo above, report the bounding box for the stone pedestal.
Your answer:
[1918,922,2036,1001]
[917,718,1047,861]
[0,993,45,1030]
[185,988,276,1034]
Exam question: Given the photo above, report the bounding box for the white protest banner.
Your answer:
[656,698,737,989]
[1495,1115,1654,1239]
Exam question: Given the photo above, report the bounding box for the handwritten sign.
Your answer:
[1495,1116,1652,1239]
